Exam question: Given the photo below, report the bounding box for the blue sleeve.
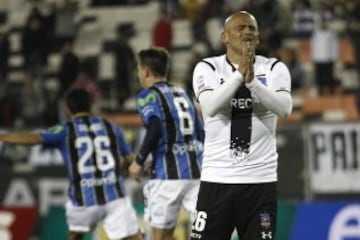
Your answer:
[135,116,162,165]
[113,125,131,156]
[40,124,67,147]
[136,89,161,125]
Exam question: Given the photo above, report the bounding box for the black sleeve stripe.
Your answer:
[276,89,290,93]
[199,88,214,94]
[200,60,216,71]
[270,60,281,71]
[197,88,214,101]
[66,122,84,206]
[102,119,125,198]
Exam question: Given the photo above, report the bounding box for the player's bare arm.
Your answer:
[0,133,43,145]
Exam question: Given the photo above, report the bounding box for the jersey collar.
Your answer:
[225,55,256,72]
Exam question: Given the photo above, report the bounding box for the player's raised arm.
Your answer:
[0,133,43,145]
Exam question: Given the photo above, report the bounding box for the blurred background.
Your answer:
[0,0,360,239]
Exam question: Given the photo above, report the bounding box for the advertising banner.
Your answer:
[277,124,305,199]
[0,207,37,240]
[307,123,360,192]
[291,202,360,240]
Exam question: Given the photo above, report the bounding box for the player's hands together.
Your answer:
[238,42,255,84]
[129,161,142,182]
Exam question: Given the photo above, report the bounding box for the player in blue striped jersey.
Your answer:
[0,89,142,240]
[129,47,204,240]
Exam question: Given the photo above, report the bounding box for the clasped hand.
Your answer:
[238,42,254,84]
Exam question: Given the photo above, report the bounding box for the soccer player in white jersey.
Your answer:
[190,11,293,240]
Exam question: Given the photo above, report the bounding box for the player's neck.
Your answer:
[71,112,91,119]
[227,51,255,65]
[150,78,166,86]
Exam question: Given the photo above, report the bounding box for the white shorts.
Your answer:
[65,197,139,240]
[143,179,200,229]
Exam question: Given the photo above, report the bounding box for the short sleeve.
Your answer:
[269,61,291,92]
[192,61,218,100]
[136,89,161,125]
[40,124,67,147]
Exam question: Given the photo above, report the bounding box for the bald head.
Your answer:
[224,11,258,31]
[221,10,260,57]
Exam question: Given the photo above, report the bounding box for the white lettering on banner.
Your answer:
[3,180,35,206]
[2,178,67,216]
[308,123,360,192]
[0,211,14,240]
[28,145,63,166]
[329,204,360,240]
[38,179,67,215]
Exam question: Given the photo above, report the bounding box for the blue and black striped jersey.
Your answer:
[40,116,130,206]
[136,81,203,180]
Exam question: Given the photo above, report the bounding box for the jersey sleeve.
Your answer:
[136,89,161,125]
[40,124,67,147]
[269,61,291,92]
[192,60,218,100]
[113,125,132,156]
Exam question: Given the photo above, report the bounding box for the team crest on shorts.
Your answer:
[259,212,271,229]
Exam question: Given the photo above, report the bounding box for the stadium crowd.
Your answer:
[0,0,359,128]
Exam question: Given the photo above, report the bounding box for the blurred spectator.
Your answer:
[21,74,44,127]
[158,0,180,19]
[313,1,336,27]
[54,0,78,47]
[292,0,315,37]
[346,0,360,79]
[22,14,49,81]
[152,6,172,50]
[114,23,136,107]
[202,0,225,20]
[262,28,283,57]
[0,31,9,82]
[43,94,60,126]
[181,0,205,42]
[181,0,203,24]
[310,17,339,95]
[185,42,209,97]
[58,40,80,98]
[0,84,19,128]
[279,47,305,92]
[26,6,46,26]
[26,6,54,37]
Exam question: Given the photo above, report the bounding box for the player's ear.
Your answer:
[221,31,228,45]
[144,66,151,78]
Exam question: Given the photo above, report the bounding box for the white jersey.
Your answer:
[193,54,291,184]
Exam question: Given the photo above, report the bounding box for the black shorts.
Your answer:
[190,181,277,240]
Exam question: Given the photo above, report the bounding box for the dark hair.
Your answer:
[137,47,169,77]
[65,88,92,113]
